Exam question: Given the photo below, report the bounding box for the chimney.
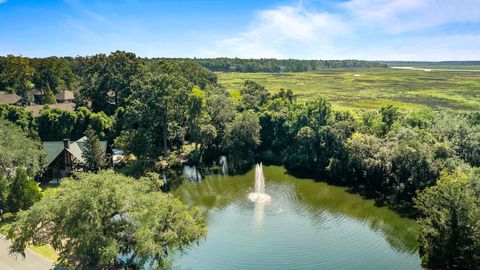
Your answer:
[63,139,70,149]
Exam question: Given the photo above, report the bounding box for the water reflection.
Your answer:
[252,201,266,227]
[172,165,421,270]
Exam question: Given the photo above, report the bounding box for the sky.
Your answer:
[0,0,479,60]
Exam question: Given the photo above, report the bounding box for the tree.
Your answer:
[379,105,400,135]
[205,89,235,148]
[120,74,190,159]
[76,51,147,114]
[31,57,76,93]
[222,111,261,169]
[187,86,206,162]
[6,168,42,213]
[0,55,34,97]
[82,128,105,173]
[0,104,37,137]
[0,120,45,178]
[42,85,57,104]
[72,106,113,140]
[36,108,76,141]
[0,173,8,212]
[239,80,270,111]
[415,170,480,270]
[9,171,206,269]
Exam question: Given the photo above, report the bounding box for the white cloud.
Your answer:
[204,1,480,60]
[206,5,350,58]
[341,0,480,33]
[347,33,480,61]
[0,0,7,4]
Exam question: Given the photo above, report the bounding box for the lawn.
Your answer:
[217,68,480,111]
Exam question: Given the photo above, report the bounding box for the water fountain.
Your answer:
[248,163,271,203]
[219,156,228,175]
[183,165,202,182]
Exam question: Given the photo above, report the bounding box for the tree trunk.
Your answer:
[194,141,199,164]
[163,112,168,158]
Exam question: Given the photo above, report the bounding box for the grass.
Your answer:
[217,67,480,111]
[29,244,59,262]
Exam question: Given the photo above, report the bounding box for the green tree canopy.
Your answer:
[6,168,42,213]
[239,80,270,111]
[0,104,37,137]
[415,170,480,270]
[42,85,57,105]
[82,128,106,173]
[31,57,76,94]
[9,171,206,269]
[222,110,261,170]
[76,51,147,114]
[0,120,45,178]
[0,55,34,97]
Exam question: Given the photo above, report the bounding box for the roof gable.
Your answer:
[42,141,65,166]
[43,136,108,167]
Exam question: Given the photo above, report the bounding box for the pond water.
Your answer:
[171,165,421,270]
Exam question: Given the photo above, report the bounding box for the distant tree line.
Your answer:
[381,61,480,67]
[158,58,387,72]
[0,55,76,98]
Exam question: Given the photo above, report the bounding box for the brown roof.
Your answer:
[55,90,75,101]
[28,89,43,96]
[0,91,22,105]
[26,103,76,116]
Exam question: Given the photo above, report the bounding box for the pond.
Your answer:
[171,165,421,270]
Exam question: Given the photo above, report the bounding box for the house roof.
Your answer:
[55,90,75,101]
[43,141,66,166]
[28,89,43,96]
[26,103,75,116]
[0,91,22,105]
[43,136,108,166]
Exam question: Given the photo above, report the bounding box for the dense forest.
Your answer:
[0,51,479,269]
[163,58,387,72]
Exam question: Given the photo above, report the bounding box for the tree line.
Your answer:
[0,56,385,104]
[0,51,478,268]
[160,57,387,72]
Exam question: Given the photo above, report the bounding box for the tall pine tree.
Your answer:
[82,128,105,173]
[42,84,57,105]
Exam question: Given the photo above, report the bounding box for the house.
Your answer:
[43,137,112,180]
[28,89,43,104]
[0,91,24,106]
[55,90,75,103]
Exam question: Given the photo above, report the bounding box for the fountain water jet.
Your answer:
[248,163,271,203]
[183,165,202,182]
[219,156,228,175]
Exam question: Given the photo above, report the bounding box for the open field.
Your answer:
[218,68,480,111]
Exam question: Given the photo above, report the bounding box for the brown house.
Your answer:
[43,137,112,180]
[0,91,24,106]
[55,90,75,103]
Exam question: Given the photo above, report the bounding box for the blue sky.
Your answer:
[1,0,479,60]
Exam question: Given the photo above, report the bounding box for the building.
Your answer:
[28,89,43,104]
[0,91,25,106]
[43,137,112,180]
[55,90,75,103]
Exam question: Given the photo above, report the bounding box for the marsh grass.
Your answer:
[218,68,480,111]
